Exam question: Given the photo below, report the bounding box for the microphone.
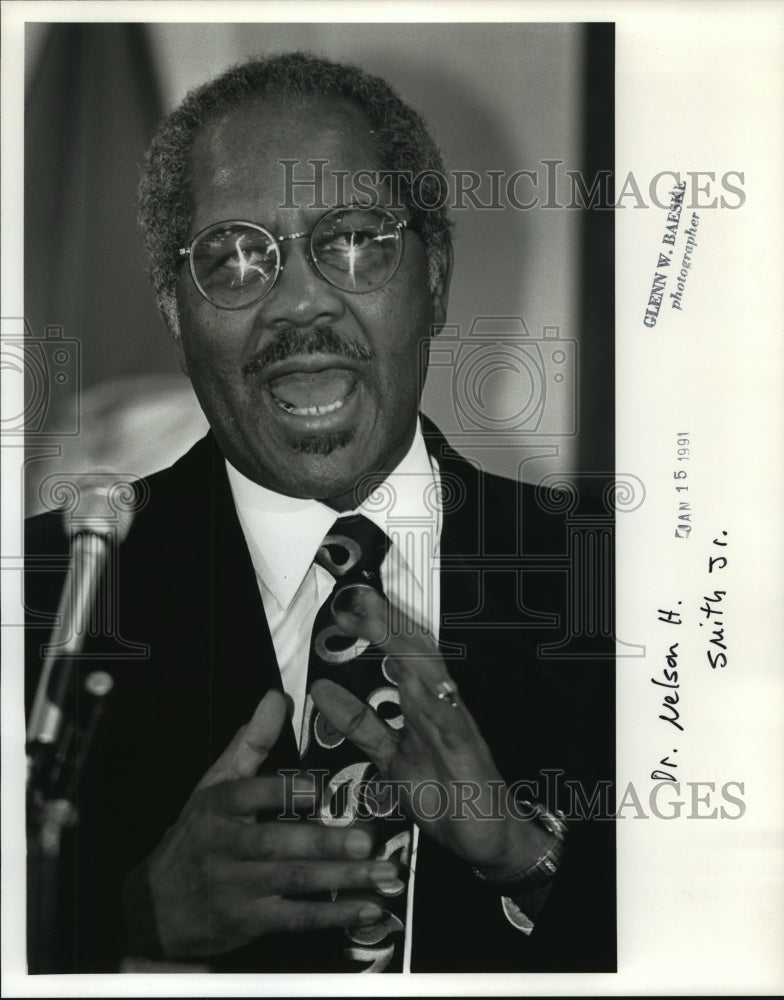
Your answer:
[26,486,135,794]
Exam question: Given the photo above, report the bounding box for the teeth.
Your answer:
[274,397,346,417]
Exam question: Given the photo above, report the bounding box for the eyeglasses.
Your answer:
[178,205,410,311]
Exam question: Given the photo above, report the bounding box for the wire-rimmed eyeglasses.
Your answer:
[178,205,410,311]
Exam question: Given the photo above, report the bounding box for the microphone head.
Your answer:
[68,482,137,543]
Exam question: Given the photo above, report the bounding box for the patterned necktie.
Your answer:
[299,514,411,973]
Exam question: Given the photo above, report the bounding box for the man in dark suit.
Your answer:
[25,52,614,974]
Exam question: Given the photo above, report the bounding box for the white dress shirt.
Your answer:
[226,421,442,744]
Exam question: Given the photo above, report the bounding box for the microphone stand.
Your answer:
[27,666,115,972]
[26,509,123,972]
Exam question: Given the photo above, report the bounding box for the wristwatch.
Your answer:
[471,800,567,895]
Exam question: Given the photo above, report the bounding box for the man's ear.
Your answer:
[430,243,453,331]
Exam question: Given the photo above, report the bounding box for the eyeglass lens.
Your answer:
[189,207,403,309]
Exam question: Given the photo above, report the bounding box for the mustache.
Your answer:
[243,328,372,377]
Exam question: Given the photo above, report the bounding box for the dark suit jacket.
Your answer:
[25,423,615,974]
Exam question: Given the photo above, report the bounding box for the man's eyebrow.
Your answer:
[230,201,384,226]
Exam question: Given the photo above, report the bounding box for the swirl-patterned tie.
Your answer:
[300,514,411,973]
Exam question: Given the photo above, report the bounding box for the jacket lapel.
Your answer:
[184,433,300,764]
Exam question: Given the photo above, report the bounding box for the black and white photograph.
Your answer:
[1,2,781,996]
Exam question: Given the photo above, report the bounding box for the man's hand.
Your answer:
[127,690,396,959]
[311,591,554,880]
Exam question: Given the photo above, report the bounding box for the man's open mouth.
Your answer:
[268,367,359,417]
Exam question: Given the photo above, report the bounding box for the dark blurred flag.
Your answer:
[24,23,179,436]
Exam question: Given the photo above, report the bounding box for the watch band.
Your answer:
[471,801,567,895]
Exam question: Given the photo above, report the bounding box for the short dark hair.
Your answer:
[137,51,453,332]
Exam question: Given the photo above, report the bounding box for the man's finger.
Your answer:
[208,772,315,817]
[196,689,288,791]
[395,666,482,754]
[222,857,399,897]
[310,678,399,770]
[258,896,386,933]
[331,591,483,750]
[232,817,378,861]
[334,588,447,684]
[335,589,472,716]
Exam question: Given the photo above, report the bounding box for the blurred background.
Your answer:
[23,21,613,514]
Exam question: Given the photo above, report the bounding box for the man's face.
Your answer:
[174,97,449,509]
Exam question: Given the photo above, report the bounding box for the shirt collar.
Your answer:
[226,420,440,610]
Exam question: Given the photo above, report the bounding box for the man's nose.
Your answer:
[258,239,346,329]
